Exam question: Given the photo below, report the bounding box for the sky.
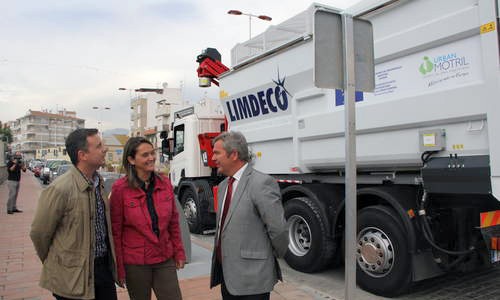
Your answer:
[1,0,360,131]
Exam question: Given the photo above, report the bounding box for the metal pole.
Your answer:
[248,15,252,39]
[342,13,357,300]
[54,118,57,148]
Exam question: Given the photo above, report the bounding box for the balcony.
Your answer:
[156,104,172,118]
[144,127,157,136]
[26,121,50,126]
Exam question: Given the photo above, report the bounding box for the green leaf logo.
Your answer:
[419,56,433,75]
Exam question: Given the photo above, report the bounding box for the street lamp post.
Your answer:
[119,86,165,137]
[227,10,272,39]
[118,87,133,100]
[92,106,111,134]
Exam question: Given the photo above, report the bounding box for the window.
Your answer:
[173,124,185,156]
[107,152,113,161]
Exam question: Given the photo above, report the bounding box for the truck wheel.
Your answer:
[284,197,335,273]
[180,187,203,234]
[356,205,411,297]
[193,180,215,229]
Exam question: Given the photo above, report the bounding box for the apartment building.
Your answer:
[35,146,71,161]
[130,97,148,137]
[129,83,186,165]
[11,110,85,159]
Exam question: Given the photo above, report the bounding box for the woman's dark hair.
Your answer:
[65,128,99,166]
[122,136,156,188]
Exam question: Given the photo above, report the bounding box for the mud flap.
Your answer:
[480,210,500,264]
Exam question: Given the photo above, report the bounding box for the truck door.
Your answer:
[170,123,186,187]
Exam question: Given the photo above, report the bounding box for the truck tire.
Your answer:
[356,205,411,297]
[180,187,203,234]
[193,180,215,229]
[284,197,335,273]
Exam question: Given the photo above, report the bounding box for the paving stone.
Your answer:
[1,173,325,300]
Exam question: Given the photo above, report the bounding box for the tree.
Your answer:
[0,127,13,144]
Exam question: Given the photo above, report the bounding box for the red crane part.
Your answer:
[198,132,221,168]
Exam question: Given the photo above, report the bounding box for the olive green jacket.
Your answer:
[30,166,117,299]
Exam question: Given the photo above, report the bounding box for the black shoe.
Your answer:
[12,209,23,213]
[7,211,14,214]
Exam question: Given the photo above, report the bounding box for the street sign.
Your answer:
[313,7,375,300]
[313,9,375,92]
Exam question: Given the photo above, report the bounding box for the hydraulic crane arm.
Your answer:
[196,48,229,87]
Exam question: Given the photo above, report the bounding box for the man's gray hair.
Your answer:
[213,131,252,162]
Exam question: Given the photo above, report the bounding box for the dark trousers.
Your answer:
[7,180,20,212]
[53,257,117,300]
[124,259,182,300]
[220,267,270,300]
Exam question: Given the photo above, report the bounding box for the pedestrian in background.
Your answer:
[6,151,26,214]
[210,131,289,300]
[30,128,118,300]
[110,136,185,300]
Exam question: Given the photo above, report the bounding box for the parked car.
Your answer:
[51,164,71,182]
[100,171,123,198]
[28,159,43,171]
[33,162,45,177]
[100,171,122,182]
[41,160,70,184]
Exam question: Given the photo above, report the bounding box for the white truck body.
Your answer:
[172,0,500,296]
[199,0,500,296]
[221,0,500,198]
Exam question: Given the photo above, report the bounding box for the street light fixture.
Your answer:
[92,106,111,133]
[227,10,272,39]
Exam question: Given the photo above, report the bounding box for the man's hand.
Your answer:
[176,259,185,270]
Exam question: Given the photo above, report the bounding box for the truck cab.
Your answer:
[168,99,225,233]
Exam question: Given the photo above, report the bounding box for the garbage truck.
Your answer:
[168,0,500,296]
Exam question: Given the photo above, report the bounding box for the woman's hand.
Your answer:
[176,259,185,270]
[117,279,126,288]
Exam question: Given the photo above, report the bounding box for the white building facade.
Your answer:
[11,110,85,159]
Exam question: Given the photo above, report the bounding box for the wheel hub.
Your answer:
[356,227,394,277]
[183,198,197,220]
[287,215,311,256]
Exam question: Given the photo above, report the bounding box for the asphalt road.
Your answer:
[192,233,500,300]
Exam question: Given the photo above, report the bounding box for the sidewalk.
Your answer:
[0,172,319,300]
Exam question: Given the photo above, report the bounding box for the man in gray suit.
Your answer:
[210,131,288,300]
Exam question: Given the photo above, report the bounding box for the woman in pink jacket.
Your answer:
[110,137,185,300]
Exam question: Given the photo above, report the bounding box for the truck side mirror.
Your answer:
[161,139,170,159]
[161,138,174,161]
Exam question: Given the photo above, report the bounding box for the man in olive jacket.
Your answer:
[30,129,118,300]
